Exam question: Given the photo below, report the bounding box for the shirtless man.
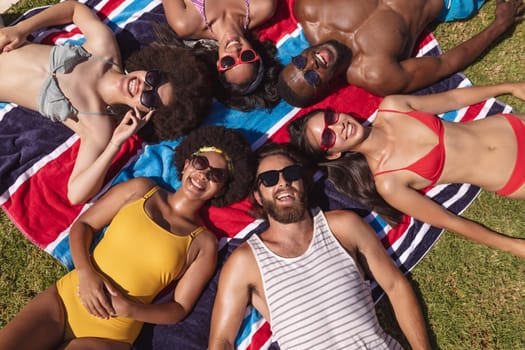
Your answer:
[278,0,524,106]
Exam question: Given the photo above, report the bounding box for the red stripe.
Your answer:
[256,0,298,43]
[41,0,124,44]
[458,101,485,122]
[203,198,255,239]
[4,136,141,247]
[5,146,83,247]
[269,84,384,143]
[381,216,411,248]
[247,321,273,350]
[97,0,127,18]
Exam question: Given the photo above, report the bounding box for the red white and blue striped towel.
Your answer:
[0,0,512,348]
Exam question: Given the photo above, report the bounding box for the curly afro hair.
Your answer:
[174,125,255,207]
[118,40,214,143]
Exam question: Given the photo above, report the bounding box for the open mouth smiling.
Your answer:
[128,78,139,97]
[314,52,327,68]
[188,175,207,191]
[275,190,296,203]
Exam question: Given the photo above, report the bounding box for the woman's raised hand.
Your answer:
[110,107,154,147]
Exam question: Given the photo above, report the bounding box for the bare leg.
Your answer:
[61,338,131,350]
[0,284,66,350]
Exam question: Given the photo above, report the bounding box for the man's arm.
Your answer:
[355,0,524,96]
[209,244,259,350]
[327,210,432,350]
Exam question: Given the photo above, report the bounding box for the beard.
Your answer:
[259,190,308,224]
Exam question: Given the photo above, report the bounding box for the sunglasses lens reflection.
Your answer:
[191,155,228,183]
[291,55,307,70]
[220,56,236,69]
[240,50,256,62]
[321,129,336,150]
[325,110,338,125]
[140,90,158,109]
[304,70,320,87]
[145,70,162,87]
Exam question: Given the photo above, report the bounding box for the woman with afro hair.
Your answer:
[0,1,214,205]
[0,125,254,350]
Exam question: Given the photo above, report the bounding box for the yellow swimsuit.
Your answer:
[56,186,205,344]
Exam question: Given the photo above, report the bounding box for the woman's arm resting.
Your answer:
[377,179,525,259]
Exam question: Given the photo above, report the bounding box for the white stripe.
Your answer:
[416,37,440,57]
[276,25,303,48]
[0,103,15,122]
[44,203,92,254]
[251,107,301,150]
[43,144,146,253]
[217,218,265,250]
[0,134,79,206]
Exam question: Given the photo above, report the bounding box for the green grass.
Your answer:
[1,0,524,348]
[375,2,525,348]
[0,212,65,326]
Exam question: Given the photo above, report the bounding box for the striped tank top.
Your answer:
[247,208,403,349]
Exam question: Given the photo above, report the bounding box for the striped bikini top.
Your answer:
[191,0,250,33]
[373,109,445,186]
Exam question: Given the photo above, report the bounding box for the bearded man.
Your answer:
[208,142,431,350]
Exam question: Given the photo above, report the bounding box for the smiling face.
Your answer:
[217,35,259,85]
[305,110,365,157]
[181,151,228,202]
[254,154,307,224]
[123,70,174,113]
[280,40,351,106]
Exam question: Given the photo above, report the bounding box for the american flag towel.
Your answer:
[0,0,512,348]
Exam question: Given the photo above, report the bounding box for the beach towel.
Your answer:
[0,0,513,348]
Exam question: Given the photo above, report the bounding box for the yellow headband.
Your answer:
[193,146,234,175]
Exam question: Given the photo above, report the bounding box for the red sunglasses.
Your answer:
[218,49,261,72]
[320,109,339,151]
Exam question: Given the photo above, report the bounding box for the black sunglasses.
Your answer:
[218,49,261,72]
[191,155,229,183]
[291,55,321,87]
[140,70,165,110]
[257,165,303,187]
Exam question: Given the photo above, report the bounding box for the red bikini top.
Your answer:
[373,109,445,186]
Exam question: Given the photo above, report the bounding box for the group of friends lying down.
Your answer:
[0,0,524,349]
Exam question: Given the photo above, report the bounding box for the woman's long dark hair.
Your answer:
[288,110,403,226]
[154,24,282,111]
[321,152,403,226]
[213,31,283,111]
